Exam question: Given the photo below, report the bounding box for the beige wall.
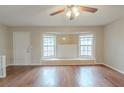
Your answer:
[56,34,78,58]
[9,26,104,65]
[0,18,123,73]
[104,18,124,73]
[57,34,78,45]
[0,25,12,66]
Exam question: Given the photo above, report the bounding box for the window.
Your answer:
[79,34,94,58]
[43,35,56,58]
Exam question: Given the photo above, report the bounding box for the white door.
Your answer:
[13,32,31,65]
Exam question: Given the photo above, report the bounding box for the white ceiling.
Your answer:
[0,5,124,27]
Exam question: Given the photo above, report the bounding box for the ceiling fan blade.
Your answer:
[80,6,98,13]
[50,9,65,16]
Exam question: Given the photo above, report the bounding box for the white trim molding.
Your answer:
[103,63,124,74]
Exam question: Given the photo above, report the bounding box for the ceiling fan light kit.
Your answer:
[50,5,98,20]
[65,5,80,20]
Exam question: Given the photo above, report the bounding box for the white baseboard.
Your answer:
[8,61,96,66]
[102,63,124,74]
[6,64,10,67]
[6,64,13,67]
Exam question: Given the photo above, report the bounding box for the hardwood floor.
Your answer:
[0,65,124,87]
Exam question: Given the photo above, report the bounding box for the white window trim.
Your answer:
[42,34,56,59]
[78,33,95,59]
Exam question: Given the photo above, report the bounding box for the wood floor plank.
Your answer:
[0,65,124,87]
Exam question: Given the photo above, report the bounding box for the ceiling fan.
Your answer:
[50,5,98,20]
